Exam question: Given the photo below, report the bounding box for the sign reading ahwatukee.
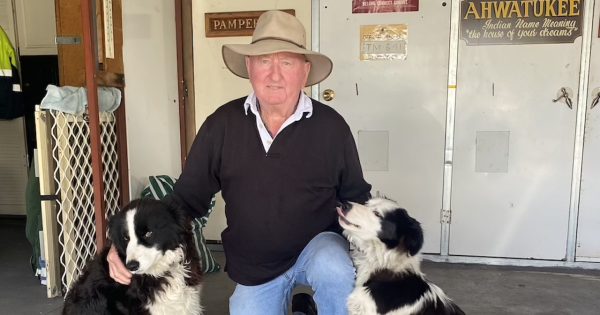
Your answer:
[460,0,584,45]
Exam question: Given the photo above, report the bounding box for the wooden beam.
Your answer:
[175,0,187,167]
[81,0,107,249]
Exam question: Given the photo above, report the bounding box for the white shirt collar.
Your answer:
[244,92,313,119]
[244,92,313,152]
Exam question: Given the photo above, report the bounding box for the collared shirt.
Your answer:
[244,92,313,152]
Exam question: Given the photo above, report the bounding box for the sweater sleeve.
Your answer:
[170,114,222,218]
[338,130,372,203]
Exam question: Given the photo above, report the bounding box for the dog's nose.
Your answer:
[126,260,140,272]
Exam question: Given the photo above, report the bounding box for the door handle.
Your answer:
[552,87,573,109]
[591,92,600,109]
[322,89,335,101]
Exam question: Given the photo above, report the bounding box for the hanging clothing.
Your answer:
[0,26,23,119]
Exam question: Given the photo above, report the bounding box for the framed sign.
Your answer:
[360,24,408,61]
[205,9,295,38]
[352,0,419,14]
[460,0,584,45]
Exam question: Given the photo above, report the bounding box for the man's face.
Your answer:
[246,52,311,108]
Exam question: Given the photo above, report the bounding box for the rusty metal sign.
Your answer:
[460,0,584,45]
[360,24,408,61]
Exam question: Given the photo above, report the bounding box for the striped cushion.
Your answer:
[141,175,220,273]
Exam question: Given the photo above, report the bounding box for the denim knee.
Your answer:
[305,232,355,288]
[301,232,354,315]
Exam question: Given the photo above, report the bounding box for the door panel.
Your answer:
[0,118,28,215]
[319,1,450,253]
[576,0,600,262]
[14,0,57,55]
[450,40,581,259]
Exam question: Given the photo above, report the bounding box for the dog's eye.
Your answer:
[144,231,153,239]
[123,234,129,241]
[373,211,383,218]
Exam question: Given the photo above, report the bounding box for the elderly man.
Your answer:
[108,10,371,315]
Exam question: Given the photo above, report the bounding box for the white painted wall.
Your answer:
[192,1,312,240]
[122,0,181,198]
[0,0,17,45]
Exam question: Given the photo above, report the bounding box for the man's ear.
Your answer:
[303,60,311,85]
[245,56,251,74]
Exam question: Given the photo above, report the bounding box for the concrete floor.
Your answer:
[202,254,600,315]
[3,217,600,314]
[0,217,63,315]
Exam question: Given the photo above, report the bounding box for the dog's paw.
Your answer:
[347,289,377,315]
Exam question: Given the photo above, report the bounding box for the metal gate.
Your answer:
[35,107,120,297]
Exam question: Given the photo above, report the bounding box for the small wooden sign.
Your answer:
[205,10,295,38]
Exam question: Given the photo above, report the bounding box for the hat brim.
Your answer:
[222,39,332,86]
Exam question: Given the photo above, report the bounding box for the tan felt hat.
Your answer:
[222,10,332,86]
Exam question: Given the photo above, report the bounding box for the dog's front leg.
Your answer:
[347,288,378,315]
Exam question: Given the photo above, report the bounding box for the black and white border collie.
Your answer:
[63,198,203,315]
[337,197,464,315]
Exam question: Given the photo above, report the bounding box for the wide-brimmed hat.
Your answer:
[222,10,332,86]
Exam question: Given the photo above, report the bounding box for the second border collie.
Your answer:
[338,197,464,315]
[63,198,203,315]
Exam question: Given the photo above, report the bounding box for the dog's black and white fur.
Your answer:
[338,197,464,315]
[63,198,203,315]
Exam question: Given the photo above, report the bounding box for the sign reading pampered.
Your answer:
[460,0,583,45]
[205,10,295,38]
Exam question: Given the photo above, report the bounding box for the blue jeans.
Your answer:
[229,232,355,315]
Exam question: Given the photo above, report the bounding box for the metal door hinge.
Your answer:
[55,36,81,45]
[441,209,452,224]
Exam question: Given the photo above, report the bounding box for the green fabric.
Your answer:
[0,26,23,119]
[140,175,220,273]
[0,26,17,71]
[25,163,42,273]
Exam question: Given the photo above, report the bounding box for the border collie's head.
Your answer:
[337,197,423,256]
[108,199,188,276]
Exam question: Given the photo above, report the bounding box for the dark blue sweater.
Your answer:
[172,96,371,285]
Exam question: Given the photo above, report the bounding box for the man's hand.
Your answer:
[107,245,132,285]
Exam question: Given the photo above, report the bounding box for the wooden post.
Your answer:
[175,0,187,167]
[80,0,106,249]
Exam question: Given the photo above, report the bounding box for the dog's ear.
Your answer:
[106,211,127,258]
[401,215,423,256]
[379,208,423,256]
[163,199,189,230]
[379,220,400,249]
[107,211,121,243]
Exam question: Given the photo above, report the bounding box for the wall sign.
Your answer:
[353,0,419,14]
[360,24,408,61]
[460,0,583,45]
[205,10,295,38]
